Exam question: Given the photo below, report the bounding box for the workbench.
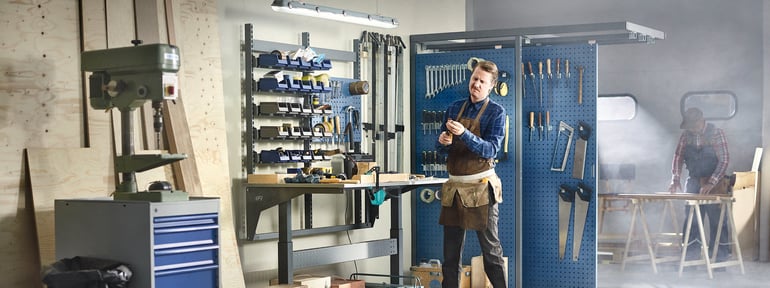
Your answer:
[243,178,447,285]
[604,193,745,279]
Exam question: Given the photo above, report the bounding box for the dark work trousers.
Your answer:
[682,178,730,260]
[442,193,506,288]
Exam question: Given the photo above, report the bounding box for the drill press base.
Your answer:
[114,190,189,202]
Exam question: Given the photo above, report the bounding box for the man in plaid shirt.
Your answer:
[668,107,730,264]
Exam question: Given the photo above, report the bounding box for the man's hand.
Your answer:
[445,119,466,136]
[699,183,715,195]
[668,182,680,193]
[438,131,453,146]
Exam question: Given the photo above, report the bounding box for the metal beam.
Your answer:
[293,239,398,269]
[411,21,664,52]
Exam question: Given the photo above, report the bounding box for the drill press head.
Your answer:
[82,44,180,111]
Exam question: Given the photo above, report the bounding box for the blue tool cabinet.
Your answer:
[55,198,220,288]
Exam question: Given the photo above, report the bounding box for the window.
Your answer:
[598,94,637,121]
[681,90,737,120]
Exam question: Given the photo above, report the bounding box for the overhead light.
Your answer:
[271,0,398,29]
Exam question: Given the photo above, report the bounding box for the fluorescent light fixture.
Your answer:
[271,0,399,29]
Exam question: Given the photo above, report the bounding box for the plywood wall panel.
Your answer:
[0,1,82,149]
[1,1,84,286]
[27,147,113,268]
[0,148,41,288]
[173,1,245,287]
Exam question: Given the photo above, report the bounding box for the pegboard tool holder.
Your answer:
[409,21,664,288]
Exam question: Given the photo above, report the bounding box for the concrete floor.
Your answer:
[598,260,770,287]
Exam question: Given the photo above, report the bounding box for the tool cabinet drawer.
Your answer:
[154,244,219,269]
[155,264,219,288]
[153,213,218,248]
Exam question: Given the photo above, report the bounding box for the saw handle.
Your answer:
[559,184,575,202]
[577,182,593,201]
[577,121,592,140]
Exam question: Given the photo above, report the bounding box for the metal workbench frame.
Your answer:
[243,178,447,285]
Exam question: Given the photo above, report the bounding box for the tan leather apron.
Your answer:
[439,99,503,231]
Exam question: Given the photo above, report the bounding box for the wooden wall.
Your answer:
[0,1,243,287]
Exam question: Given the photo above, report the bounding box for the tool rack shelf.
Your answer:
[244,23,358,169]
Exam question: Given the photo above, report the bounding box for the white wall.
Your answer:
[216,1,466,286]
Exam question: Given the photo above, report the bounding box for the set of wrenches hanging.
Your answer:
[424,63,467,99]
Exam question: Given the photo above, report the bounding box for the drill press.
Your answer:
[82,43,188,201]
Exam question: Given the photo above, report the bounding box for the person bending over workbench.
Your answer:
[437,60,507,287]
[668,107,731,265]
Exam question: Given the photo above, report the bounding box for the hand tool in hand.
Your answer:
[572,121,592,180]
[572,182,593,261]
[558,184,576,260]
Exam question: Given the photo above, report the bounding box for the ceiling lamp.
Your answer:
[271,0,399,29]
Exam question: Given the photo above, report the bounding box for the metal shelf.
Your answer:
[411,21,665,52]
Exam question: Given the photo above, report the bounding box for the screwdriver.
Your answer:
[538,111,543,141]
[528,111,534,142]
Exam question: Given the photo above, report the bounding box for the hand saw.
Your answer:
[572,182,593,261]
[558,184,575,260]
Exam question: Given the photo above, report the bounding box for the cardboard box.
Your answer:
[247,173,294,184]
[269,276,330,288]
[330,278,365,288]
[356,161,378,175]
[410,264,470,288]
[471,256,508,288]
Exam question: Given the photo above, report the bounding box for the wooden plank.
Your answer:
[167,1,245,286]
[26,148,113,268]
[0,148,41,287]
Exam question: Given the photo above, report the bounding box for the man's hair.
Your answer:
[474,60,498,84]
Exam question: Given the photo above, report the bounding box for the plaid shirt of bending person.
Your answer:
[671,124,729,186]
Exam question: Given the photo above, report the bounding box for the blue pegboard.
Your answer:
[412,44,597,288]
[413,48,518,283]
[521,43,597,288]
[311,77,363,151]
